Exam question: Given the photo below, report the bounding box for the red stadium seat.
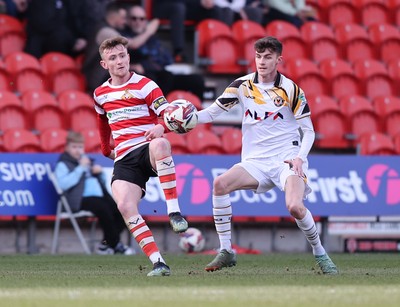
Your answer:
[353,0,391,27]
[393,133,400,154]
[166,90,203,110]
[319,58,362,99]
[358,132,396,155]
[300,21,341,62]
[232,20,266,72]
[40,52,82,92]
[353,59,395,99]
[40,128,68,153]
[285,58,328,97]
[265,20,307,61]
[220,127,242,154]
[195,19,241,74]
[21,89,65,132]
[387,58,400,84]
[4,51,47,94]
[324,0,358,27]
[163,132,189,154]
[339,95,380,145]
[368,23,400,64]
[0,90,28,132]
[0,61,11,91]
[186,129,224,154]
[334,23,376,64]
[308,94,349,149]
[0,31,25,58]
[387,0,400,24]
[373,96,400,138]
[3,128,42,152]
[58,90,97,131]
[80,128,101,153]
[0,14,25,36]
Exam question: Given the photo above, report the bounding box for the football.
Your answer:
[163,99,198,134]
[178,227,206,253]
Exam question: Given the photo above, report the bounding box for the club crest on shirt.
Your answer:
[273,96,285,107]
[121,89,134,100]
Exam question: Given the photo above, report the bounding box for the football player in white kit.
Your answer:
[196,36,338,274]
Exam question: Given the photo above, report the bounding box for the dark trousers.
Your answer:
[81,196,126,248]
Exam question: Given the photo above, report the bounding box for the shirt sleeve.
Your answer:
[54,161,88,191]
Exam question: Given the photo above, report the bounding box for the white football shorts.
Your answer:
[235,147,312,199]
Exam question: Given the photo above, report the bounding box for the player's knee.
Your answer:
[213,176,229,195]
[286,201,305,219]
[150,138,171,157]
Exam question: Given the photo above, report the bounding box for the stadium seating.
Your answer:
[352,59,395,99]
[186,129,224,154]
[0,60,11,91]
[353,0,391,27]
[58,90,97,132]
[265,20,307,61]
[80,128,101,153]
[4,51,47,94]
[368,23,400,64]
[166,90,203,110]
[21,89,65,132]
[0,90,29,132]
[322,0,358,27]
[163,132,190,154]
[220,127,242,154]
[387,58,400,87]
[284,58,328,97]
[393,133,400,154]
[40,128,68,153]
[3,128,42,152]
[339,95,380,145]
[300,21,341,62]
[195,19,241,74]
[308,94,349,149]
[319,58,362,99]
[373,96,400,138]
[40,52,82,93]
[231,20,266,72]
[0,14,25,36]
[358,132,396,155]
[334,22,376,64]
[0,31,25,58]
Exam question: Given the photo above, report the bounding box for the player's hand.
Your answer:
[145,124,165,140]
[107,150,115,160]
[284,157,305,178]
[91,164,102,175]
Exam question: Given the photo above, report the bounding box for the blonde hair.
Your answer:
[99,36,129,58]
[66,131,84,144]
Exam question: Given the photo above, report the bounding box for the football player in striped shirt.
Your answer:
[94,36,188,277]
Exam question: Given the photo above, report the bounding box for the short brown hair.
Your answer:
[99,36,129,58]
[66,131,84,144]
[254,36,282,55]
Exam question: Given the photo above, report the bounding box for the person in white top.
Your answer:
[197,36,338,275]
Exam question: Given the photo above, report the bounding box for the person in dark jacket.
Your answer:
[54,131,133,255]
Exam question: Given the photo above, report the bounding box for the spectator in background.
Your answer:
[24,0,95,58]
[54,131,133,255]
[0,0,28,20]
[82,1,130,93]
[121,4,205,99]
[214,0,263,26]
[263,0,317,28]
[152,0,223,63]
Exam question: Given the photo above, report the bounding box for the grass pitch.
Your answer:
[0,253,399,307]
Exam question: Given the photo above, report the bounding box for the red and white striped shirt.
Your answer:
[93,73,168,161]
